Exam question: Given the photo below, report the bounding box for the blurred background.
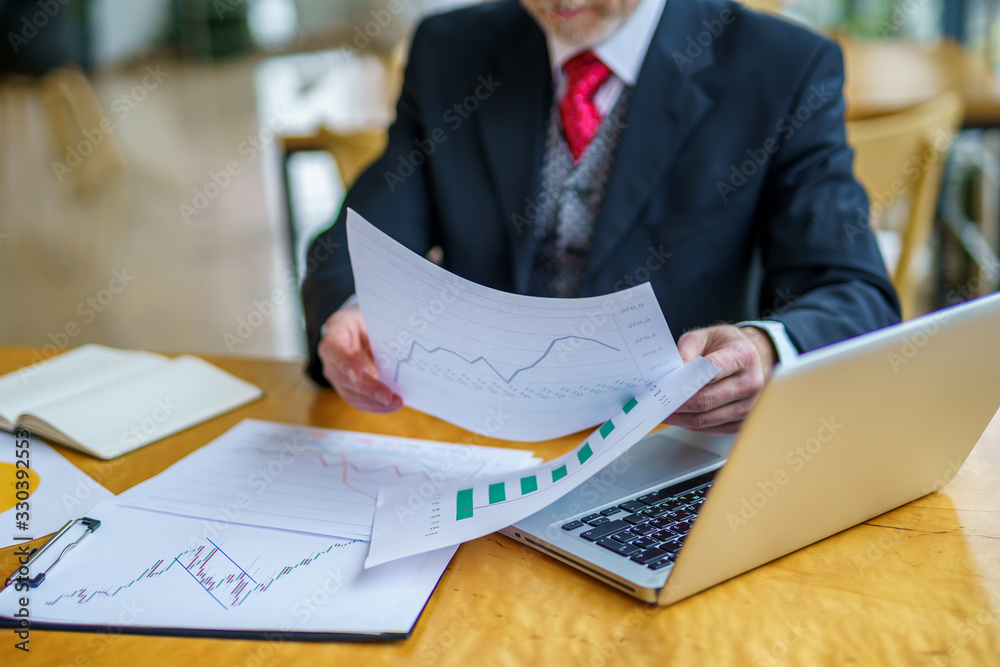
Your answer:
[0,0,998,360]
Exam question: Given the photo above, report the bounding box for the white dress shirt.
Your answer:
[542,0,798,364]
[342,0,798,364]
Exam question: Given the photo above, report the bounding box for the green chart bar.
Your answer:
[456,489,474,520]
[551,465,567,482]
[623,397,638,414]
[600,419,616,439]
[520,476,538,494]
[488,482,506,504]
[577,443,593,464]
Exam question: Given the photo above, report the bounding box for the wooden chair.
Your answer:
[0,67,129,342]
[846,92,964,320]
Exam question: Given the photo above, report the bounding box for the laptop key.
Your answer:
[581,513,601,523]
[600,507,623,517]
[622,513,648,526]
[631,547,668,565]
[618,500,646,513]
[580,520,630,541]
[596,538,641,556]
[648,558,674,571]
[638,490,672,505]
[610,531,634,544]
[632,524,657,536]
[649,517,673,528]
[586,516,610,527]
[632,536,659,549]
[561,520,584,531]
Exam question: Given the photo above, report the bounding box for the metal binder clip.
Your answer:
[4,517,101,588]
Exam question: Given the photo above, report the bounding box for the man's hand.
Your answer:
[664,325,777,435]
[317,306,403,413]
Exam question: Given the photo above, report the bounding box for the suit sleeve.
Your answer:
[755,41,901,352]
[300,22,440,386]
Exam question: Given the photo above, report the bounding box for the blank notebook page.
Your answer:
[21,356,263,459]
[0,345,164,426]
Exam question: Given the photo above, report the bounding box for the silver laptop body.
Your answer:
[501,293,1000,604]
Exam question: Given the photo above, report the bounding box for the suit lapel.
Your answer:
[585,0,716,284]
[476,10,551,294]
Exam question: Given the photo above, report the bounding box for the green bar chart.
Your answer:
[456,489,473,520]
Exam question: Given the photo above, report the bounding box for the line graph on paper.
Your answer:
[118,420,540,541]
[16,502,459,635]
[44,535,360,610]
[346,210,683,441]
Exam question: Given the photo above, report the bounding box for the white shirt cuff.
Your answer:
[339,294,360,311]
[320,294,360,338]
[736,320,799,365]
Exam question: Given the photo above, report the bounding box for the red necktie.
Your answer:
[560,51,613,162]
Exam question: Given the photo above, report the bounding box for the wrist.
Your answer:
[740,326,777,379]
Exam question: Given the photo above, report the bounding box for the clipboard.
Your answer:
[0,502,454,641]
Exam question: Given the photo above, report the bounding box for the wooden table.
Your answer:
[1,346,999,665]
[841,36,1000,127]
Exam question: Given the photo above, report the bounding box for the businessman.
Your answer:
[301,0,900,434]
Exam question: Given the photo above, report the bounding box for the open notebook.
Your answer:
[0,345,263,459]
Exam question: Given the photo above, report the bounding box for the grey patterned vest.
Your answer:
[527,88,632,297]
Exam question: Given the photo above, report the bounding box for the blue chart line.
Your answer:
[207,538,257,584]
[174,556,228,610]
[393,335,622,384]
[45,539,362,609]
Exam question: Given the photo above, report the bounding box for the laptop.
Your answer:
[501,292,1000,604]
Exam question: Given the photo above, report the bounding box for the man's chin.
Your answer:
[547,16,624,46]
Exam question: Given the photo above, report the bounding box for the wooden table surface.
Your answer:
[841,36,1000,127]
[1,346,999,666]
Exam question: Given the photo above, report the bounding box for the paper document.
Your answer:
[0,501,455,638]
[365,358,719,567]
[347,209,683,441]
[0,433,114,548]
[120,419,539,540]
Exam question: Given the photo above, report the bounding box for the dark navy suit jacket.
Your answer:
[301,0,900,385]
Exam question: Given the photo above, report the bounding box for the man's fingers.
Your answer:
[328,366,399,408]
[335,384,403,413]
[665,396,756,432]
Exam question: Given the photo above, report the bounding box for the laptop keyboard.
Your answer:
[559,469,718,571]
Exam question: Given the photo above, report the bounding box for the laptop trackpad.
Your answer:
[522,430,726,524]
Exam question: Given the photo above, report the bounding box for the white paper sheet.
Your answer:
[347,209,683,441]
[365,358,719,567]
[119,419,539,540]
[0,432,114,548]
[0,501,455,637]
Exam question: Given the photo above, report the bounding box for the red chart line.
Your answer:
[338,453,377,500]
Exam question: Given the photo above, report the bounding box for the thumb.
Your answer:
[676,328,713,363]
